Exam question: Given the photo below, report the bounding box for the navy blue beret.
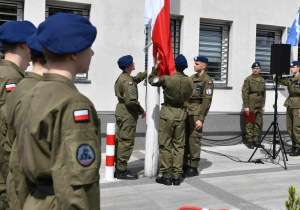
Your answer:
[175,54,188,68]
[290,61,300,67]
[37,13,97,54]
[118,55,133,69]
[194,56,208,64]
[0,21,36,43]
[27,32,44,58]
[251,62,261,68]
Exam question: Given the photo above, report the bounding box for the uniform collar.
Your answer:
[194,72,206,81]
[0,59,24,76]
[174,71,184,76]
[24,72,42,80]
[43,73,77,90]
[292,74,300,82]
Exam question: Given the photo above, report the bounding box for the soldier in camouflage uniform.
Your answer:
[114,55,147,180]
[148,54,193,186]
[184,56,214,177]
[0,20,36,210]
[242,62,266,149]
[277,61,300,156]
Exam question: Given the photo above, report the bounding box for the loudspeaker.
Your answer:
[270,44,291,75]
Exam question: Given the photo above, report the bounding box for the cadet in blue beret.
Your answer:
[6,32,48,210]
[242,61,266,149]
[183,55,214,177]
[277,61,300,156]
[148,54,192,185]
[0,20,36,209]
[114,55,147,180]
[16,13,101,209]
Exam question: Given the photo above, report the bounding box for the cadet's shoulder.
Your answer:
[190,73,197,80]
[0,65,22,80]
[244,75,252,82]
[203,73,213,83]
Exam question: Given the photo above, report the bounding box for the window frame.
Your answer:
[0,0,23,26]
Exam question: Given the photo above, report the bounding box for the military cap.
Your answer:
[251,62,261,68]
[118,55,133,69]
[27,32,44,58]
[175,54,188,69]
[194,56,208,64]
[290,61,300,67]
[37,13,97,54]
[0,21,36,43]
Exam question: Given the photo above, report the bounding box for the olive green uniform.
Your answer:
[242,74,266,142]
[114,70,146,171]
[148,68,193,179]
[5,72,42,209]
[278,74,300,149]
[16,73,101,210]
[0,59,24,209]
[184,72,214,168]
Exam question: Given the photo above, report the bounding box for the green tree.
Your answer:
[286,186,300,210]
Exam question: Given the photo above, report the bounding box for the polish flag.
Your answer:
[73,110,90,122]
[5,84,16,92]
[144,0,175,76]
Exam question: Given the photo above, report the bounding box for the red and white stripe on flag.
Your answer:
[144,0,175,77]
[5,84,16,92]
[73,110,90,122]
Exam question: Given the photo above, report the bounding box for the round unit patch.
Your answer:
[76,144,95,167]
[153,77,159,83]
[131,89,136,95]
[206,88,212,95]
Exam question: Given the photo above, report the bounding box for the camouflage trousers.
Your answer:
[286,108,300,148]
[158,118,185,179]
[184,115,203,168]
[115,116,137,171]
[245,107,263,141]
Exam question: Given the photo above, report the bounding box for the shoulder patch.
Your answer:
[196,85,202,90]
[261,81,265,85]
[73,110,90,122]
[206,88,212,95]
[208,80,213,85]
[243,84,247,88]
[131,89,136,95]
[5,84,16,92]
[153,77,159,83]
[244,79,248,82]
[128,82,133,86]
[76,144,95,167]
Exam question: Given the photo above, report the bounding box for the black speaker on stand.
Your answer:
[248,44,290,169]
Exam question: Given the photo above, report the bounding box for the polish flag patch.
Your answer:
[128,82,133,85]
[73,110,90,122]
[208,80,213,85]
[5,84,16,92]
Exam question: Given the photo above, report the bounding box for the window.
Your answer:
[144,18,182,72]
[255,29,281,83]
[0,0,23,26]
[199,23,229,87]
[46,3,90,82]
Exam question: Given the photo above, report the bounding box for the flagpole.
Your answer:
[144,25,159,177]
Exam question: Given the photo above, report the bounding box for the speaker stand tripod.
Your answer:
[248,74,288,170]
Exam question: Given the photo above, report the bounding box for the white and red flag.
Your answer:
[144,0,174,76]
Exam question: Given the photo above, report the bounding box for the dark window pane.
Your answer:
[0,1,23,26]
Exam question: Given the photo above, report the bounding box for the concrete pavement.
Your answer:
[100,141,300,210]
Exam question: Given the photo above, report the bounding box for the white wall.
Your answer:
[22,0,299,113]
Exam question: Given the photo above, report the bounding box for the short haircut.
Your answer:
[31,56,47,66]
[42,47,68,63]
[1,41,19,54]
[175,63,185,72]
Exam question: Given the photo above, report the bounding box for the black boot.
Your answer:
[247,141,254,149]
[185,167,199,177]
[253,141,265,148]
[115,170,138,180]
[287,147,296,154]
[155,176,172,186]
[290,148,300,156]
[172,178,181,186]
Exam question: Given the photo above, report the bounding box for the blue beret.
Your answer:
[37,13,97,54]
[118,55,133,69]
[251,62,261,68]
[27,32,44,58]
[175,54,188,68]
[290,61,300,67]
[0,21,36,43]
[194,56,208,64]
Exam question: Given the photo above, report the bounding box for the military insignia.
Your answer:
[73,110,90,122]
[255,63,258,66]
[206,88,212,95]
[131,89,136,95]
[153,78,159,83]
[291,62,293,66]
[5,84,16,92]
[296,81,299,85]
[243,85,247,88]
[262,82,265,85]
[244,79,247,82]
[128,82,133,85]
[208,80,213,85]
[76,144,95,167]
[196,85,202,90]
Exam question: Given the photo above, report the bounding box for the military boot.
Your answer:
[172,178,181,186]
[290,148,300,156]
[247,141,254,149]
[115,170,138,180]
[287,147,296,155]
[155,176,172,186]
[185,167,199,177]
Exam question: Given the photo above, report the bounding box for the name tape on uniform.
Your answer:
[5,84,16,92]
[73,109,90,122]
